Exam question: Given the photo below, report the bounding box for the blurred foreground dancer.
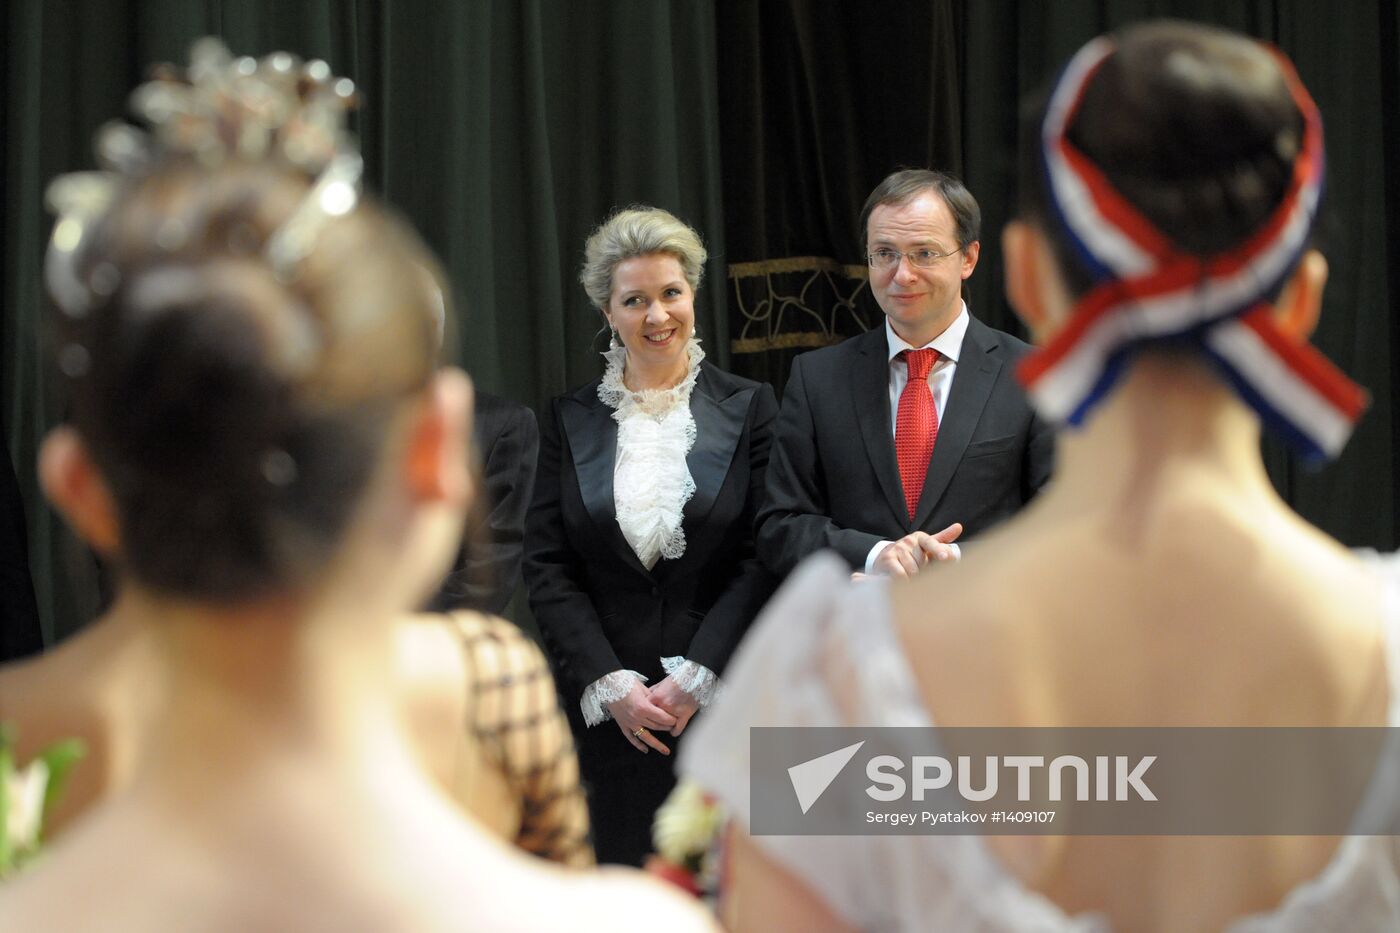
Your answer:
[684,21,1396,932]
[0,40,710,929]
[526,206,777,865]
[0,54,589,868]
[5,396,587,867]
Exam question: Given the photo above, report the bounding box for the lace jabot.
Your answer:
[599,340,705,570]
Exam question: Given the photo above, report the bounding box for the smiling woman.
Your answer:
[525,206,779,865]
[604,253,696,388]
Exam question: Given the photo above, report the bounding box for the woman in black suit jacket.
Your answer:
[525,206,777,865]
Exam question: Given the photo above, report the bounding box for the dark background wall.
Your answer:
[4,0,1397,649]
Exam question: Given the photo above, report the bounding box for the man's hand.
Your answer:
[607,681,677,754]
[649,675,701,736]
[870,522,964,579]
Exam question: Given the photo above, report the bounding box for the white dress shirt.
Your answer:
[883,302,968,431]
[865,303,971,573]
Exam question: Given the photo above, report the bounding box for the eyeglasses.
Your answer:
[866,246,963,269]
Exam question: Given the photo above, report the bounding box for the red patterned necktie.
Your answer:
[895,348,940,521]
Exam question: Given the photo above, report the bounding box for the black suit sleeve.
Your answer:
[469,402,539,615]
[1023,408,1055,503]
[428,396,539,615]
[684,383,780,675]
[756,356,882,577]
[523,402,626,699]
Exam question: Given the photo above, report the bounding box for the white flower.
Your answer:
[653,781,723,865]
[5,759,50,853]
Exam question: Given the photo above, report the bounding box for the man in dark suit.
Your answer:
[428,390,539,615]
[757,169,1053,579]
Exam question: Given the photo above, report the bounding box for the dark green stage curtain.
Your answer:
[374,1,729,406]
[2,0,1396,646]
[714,0,1397,552]
[0,441,42,661]
[713,0,971,390]
[1,0,725,644]
[1386,0,1400,551]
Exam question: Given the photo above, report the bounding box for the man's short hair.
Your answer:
[858,169,981,250]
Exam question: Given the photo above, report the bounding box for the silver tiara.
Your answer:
[45,37,364,319]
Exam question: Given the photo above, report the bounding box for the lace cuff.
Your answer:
[580,669,648,727]
[661,656,722,708]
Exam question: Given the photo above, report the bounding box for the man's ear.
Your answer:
[404,368,474,507]
[1272,250,1327,341]
[39,426,121,555]
[959,239,981,280]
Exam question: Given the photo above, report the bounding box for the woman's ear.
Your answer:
[1003,220,1078,343]
[1272,249,1328,341]
[1003,221,1049,337]
[39,426,121,555]
[404,368,474,508]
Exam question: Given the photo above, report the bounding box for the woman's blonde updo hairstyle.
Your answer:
[579,206,707,310]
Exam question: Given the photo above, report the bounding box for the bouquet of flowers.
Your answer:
[647,780,726,900]
[0,726,85,878]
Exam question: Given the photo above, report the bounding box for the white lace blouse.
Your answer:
[579,341,722,727]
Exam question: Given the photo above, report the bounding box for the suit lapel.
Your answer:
[852,328,911,528]
[683,366,749,534]
[558,390,652,578]
[652,367,752,585]
[914,317,1001,528]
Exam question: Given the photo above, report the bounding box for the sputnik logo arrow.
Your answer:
[787,741,865,814]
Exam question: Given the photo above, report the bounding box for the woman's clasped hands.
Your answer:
[608,677,700,754]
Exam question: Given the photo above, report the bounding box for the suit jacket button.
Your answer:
[650,586,660,598]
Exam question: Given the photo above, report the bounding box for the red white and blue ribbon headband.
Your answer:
[1017,37,1368,463]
